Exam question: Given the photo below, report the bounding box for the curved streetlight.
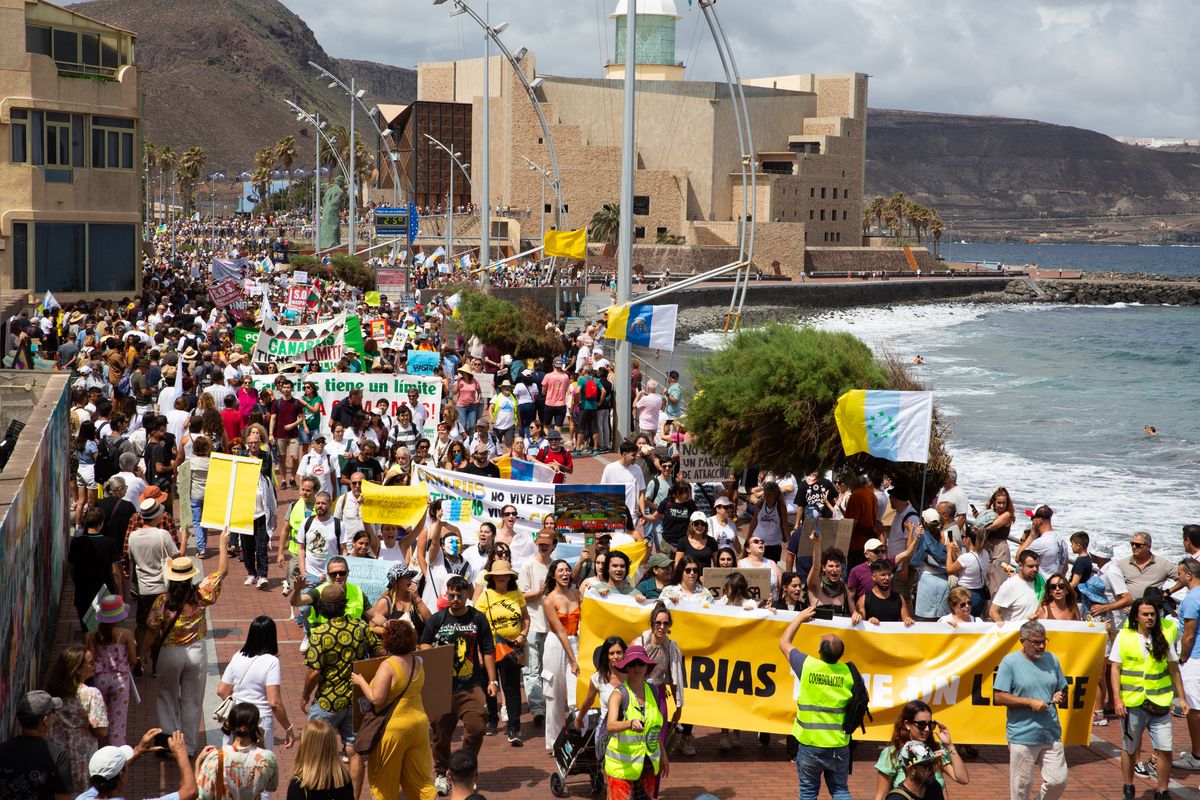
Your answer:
[285,99,351,252]
[432,0,568,264]
[424,133,473,263]
[309,62,407,258]
[520,155,551,252]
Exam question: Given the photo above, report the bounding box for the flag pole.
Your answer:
[917,410,933,512]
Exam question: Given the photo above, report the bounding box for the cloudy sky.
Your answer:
[281,0,1199,138]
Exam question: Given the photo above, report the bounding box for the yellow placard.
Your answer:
[359,481,430,527]
[200,453,264,535]
[577,596,1106,746]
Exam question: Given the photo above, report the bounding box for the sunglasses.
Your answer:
[351,481,362,487]
[871,547,887,555]
[653,620,672,627]
[749,539,764,545]
[1131,542,1148,549]
[1048,583,1067,590]
[503,512,517,517]
[911,720,935,731]
[328,571,348,578]
[445,591,465,599]
[954,600,971,608]
[683,567,699,574]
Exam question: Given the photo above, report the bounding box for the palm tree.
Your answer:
[886,192,905,238]
[929,212,945,259]
[176,146,206,215]
[156,146,177,224]
[253,146,277,208]
[589,202,621,248]
[274,136,298,207]
[866,196,886,235]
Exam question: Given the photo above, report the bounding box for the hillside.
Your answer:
[69,0,416,173]
[865,109,1200,238]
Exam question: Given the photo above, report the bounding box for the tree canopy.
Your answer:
[455,289,559,359]
[686,323,950,491]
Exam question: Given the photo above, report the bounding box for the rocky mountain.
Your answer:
[69,0,416,172]
[865,109,1200,237]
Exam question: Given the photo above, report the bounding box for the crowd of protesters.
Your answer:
[0,214,1197,800]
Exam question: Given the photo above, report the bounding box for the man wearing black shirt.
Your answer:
[142,417,175,514]
[420,575,497,795]
[0,691,74,800]
[331,388,364,430]
[97,476,136,549]
[460,443,501,479]
[68,509,121,625]
[340,441,384,486]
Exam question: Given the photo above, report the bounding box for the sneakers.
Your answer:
[485,720,499,737]
[731,730,743,749]
[256,577,269,589]
[680,735,696,756]
[532,713,545,728]
[719,732,732,751]
[243,575,257,586]
[281,579,292,596]
[1154,792,1171,800]
[1093,709,1109,727]
[299,637,309,653]
[434,774,450,796]
[507,730,523,747]
[500,706,508,724]
[1173,751,1200,770]
[1135,760,1156,779]
[1122,785,1135,800]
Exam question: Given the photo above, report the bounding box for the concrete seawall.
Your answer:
[668,276,1012,311]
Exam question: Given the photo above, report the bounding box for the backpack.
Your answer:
[94,435,127,484]
[842,660,872,735]
[117,370,132,397]
[302,515,343,555]
[582,378,599,401]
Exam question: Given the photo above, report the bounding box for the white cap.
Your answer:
[863,537,884,553]
[88,745,135,779]
[921,508,940,525]
[689,510,708,524]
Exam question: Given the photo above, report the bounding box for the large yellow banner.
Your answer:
[578,595,1106,746]
[360,481,431,527]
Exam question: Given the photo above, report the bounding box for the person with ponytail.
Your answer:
[195,702,279,800]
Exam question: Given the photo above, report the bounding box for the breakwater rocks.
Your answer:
[1005,273,1200,306]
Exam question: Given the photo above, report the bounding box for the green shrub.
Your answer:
[456,289,558,359]
[331,254,374,290]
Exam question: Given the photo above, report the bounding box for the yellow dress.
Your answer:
[369,655,436,800]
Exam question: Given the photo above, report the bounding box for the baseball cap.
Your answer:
[535,531,556,546]
[713,496,734,507]
[921,508,940,525]
[863,537,884,553]
[1025,504,1053,520]
[689,511,709,524]
[17,690,62,718]
[1090,543,1114,560]
[646,553,673,570]
[89,745,136,780]
[897,740,940,769]
[547,429,563,440]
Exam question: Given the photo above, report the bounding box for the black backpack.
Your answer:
[94,435,127,484]
[843,660,872,735]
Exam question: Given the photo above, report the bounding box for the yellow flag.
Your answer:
[365,291,381,307]
[543,228,587,260]
[360,481,430,527]
[201,453,264,535]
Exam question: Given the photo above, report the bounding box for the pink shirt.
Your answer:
[455,378,480,407]
[636,393,663,431]
[542,371,569,406]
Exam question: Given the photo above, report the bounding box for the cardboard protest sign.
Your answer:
[796,517,855,560]
[368,318,388,341]
[359,481,429,527]
[201,453,264,535]
[554,484,626,536]
[405,350,440,376]
[250,373,442,438]
[678,442,732,483]
[286,285,309,312]
[341,555,394,606]
[701,566,774,604]
[352,645,453,728]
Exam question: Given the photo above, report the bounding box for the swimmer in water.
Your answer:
[1144,425,1158,437]
[913,355,925,365]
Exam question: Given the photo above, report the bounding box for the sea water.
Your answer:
[690,300,1200,558]
[941,241,1200,276]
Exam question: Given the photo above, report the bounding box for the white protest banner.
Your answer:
[678,441,732,483]
[293,270,310,284]
[251,372,442,438]
[211,256,247,283]
[208,279,244,309]
[286,285,309,312]
[252,315,347,367]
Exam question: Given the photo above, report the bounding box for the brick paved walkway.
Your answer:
[49,453,1200,799]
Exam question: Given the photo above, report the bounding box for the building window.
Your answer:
[819,209,826,221]
[44,112,71,166]
[91,116,136,169]
[832,188,838,199]
[543,203,551,214]
[845,187,850,199]
[26,24,129,77]
[12,222,29,291]
[635,226,645,240]
[35,222,85,293]
[809,187,815,198]
[843,210,849,221]
[656,226,667,237]
[820,187,826,199]
[537,137,543,145]
[88,224,137,292]
[11,109,28,163]
[632,195,650,215]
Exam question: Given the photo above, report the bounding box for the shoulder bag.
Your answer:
[149,605,185,667]
[212,655,262,726]
[352,655,418,754]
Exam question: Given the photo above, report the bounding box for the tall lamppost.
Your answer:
[520,155,550,252]
[424,133,472,263]
[207,171,225,253]
[285,100,351,251]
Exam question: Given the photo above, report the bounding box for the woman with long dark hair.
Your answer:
[1037,573,1081,621]
[976,486,1016,596]
[873,700,968,800]
[140,528,231,755]
[75,419,100,527]
[196,702,279,799]
[217,615,294,751]
[541,559,582,751]
[44,645,108,791]
[576,637,627,739]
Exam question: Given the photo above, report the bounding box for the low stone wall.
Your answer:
[669,276,1011,311]
[1005,278,1200,305]
[805,246,936,274]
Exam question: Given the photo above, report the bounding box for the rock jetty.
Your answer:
[1004,272,1200,305]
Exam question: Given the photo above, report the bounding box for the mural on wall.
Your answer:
[0,385,71,733]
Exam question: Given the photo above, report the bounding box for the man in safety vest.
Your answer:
[276,475,318,595]
[1109,599,1188,800]
[288,555,368,632]
[778,606,853,800]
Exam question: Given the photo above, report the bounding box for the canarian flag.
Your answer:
[834,390,934,463]
[603,304,678,351]
[495,456,556,483]
[543,228,587,260]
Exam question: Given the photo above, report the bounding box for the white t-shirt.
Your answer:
[937,613,981,624]
[518,558,551,635]
[956,550,989,591]
[297,451,337,496]
[116,470,148,504]
[1026,530,1068,578]
[220,652,282,716]
[421,548,475,608]
[334,492,366,543]
[164,409,190,445]
[300,516,340,577]
[600,460,646,522]
[378,542,405,562]
[708,515,738,551]
[992,575,1040,622]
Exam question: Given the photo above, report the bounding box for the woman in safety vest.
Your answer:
[604,645,668,800]
[1110,597,1188,800]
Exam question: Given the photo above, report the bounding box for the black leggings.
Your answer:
[486,654,524,735]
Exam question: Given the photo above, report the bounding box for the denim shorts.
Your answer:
[298,428,313,444]
[1122,705,1172,754]
[308,702,356,744]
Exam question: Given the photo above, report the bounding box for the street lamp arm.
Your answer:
[423,133,474,190]
[284,99,351,185]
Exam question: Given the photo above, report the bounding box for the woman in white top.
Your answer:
[946,525,991,619]
[216,616,294,751]
[738,535,783,603]
[188,436,212,557]
[748,481,787,563]
[660,556,715,606]
[938,586,982,627]
[574,637,627,739]
[523,419,549,456]
[323,423,356,496]
[707,496,739,555]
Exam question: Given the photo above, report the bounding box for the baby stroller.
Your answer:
[550,710,606,797]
